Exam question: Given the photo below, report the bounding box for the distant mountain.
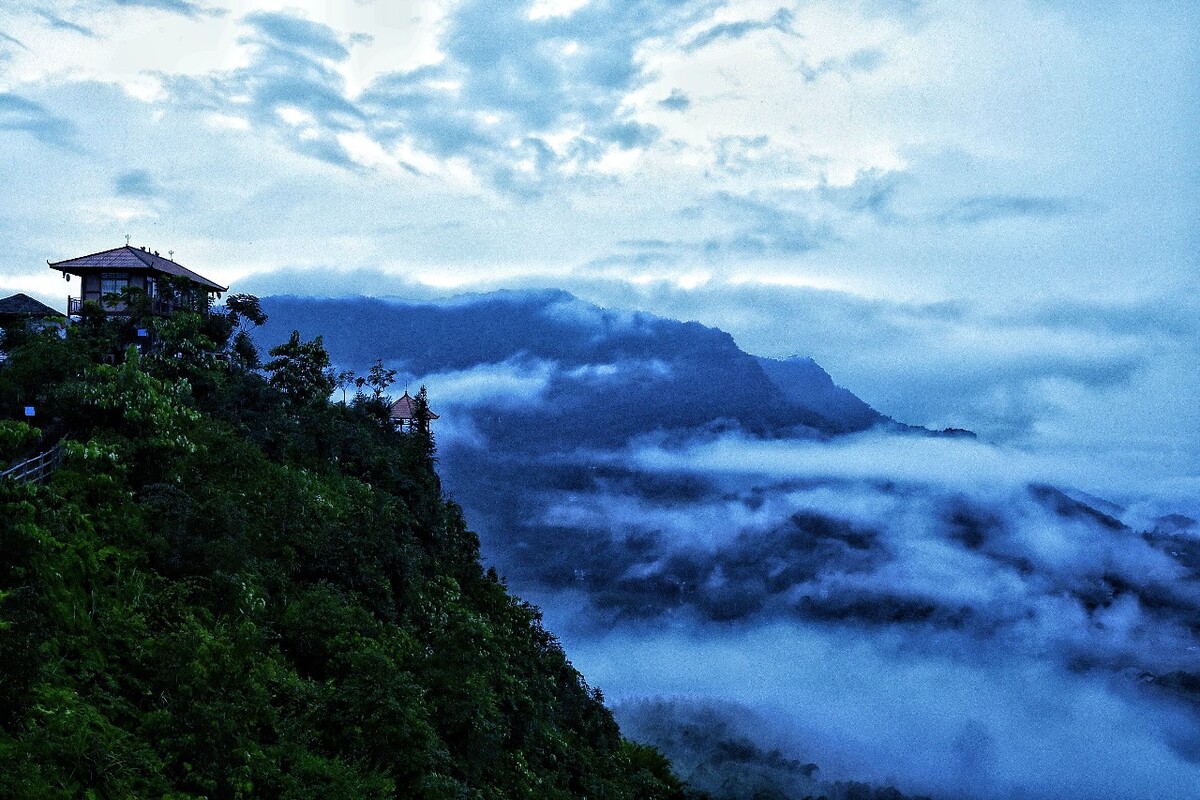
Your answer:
[258,291,889,447]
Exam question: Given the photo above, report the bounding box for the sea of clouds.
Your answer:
[258,290,1200,799]
[424,356,1200,800]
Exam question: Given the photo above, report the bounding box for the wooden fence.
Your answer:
[0,444,63,485]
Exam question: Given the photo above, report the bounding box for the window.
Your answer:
[101,272,129,297]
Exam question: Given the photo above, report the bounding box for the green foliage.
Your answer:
[0,313,690,799]
[226,294,268,327]
[334,369,356,404]
[366,358,397,401]
[77,350,201,445]
[116,284,155,326]
[265,331,337,407]
[213,294,268,371]
[0,420,41,463]
[0,327,87,424]
[411,385,437,463]
[156,275,213,316]
[349,358,399,421]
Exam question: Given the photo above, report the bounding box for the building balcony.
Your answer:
[68,295,199,317]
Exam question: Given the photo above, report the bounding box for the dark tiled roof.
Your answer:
[390,392,439,420]
[48,245,227,292]
[0,293,63,317]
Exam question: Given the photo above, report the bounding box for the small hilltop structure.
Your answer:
[390,389,438,433]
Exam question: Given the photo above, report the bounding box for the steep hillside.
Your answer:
[0,301,686,799]
[754,355,886,432]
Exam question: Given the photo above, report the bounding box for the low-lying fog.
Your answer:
[429,367,1200,799]
[259,292,1200,799]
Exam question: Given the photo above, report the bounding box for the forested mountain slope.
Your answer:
[0,299,685,799]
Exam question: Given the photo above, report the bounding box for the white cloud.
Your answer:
[275,105,313,126]
[494,413,1200,797]
[527,0,594,22]
[0,2,247,94]
[420,358,557,409]
[205,112,249,130]
[629,429,1200,506]
[576,622,1200,799]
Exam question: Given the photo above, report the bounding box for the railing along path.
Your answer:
[0,444,63,485]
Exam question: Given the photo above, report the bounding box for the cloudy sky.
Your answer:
[1,0,1197,473]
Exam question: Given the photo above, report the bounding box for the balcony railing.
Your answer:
[68,295,198,316]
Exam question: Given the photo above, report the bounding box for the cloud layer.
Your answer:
[452,423,1200,799]
[0,0,1194,293]
[257,291,1200,798]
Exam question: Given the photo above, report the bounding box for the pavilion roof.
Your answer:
[390,391,439,421]
[48,245,227,292]
[0,292,63,318]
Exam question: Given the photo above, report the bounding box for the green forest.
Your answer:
[0,296,688,799]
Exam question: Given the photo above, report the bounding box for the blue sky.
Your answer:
[0,0,1197,484]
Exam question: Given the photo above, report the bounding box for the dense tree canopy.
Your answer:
[0,304,689,799]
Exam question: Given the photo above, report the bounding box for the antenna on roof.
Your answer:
[169,250,174,260]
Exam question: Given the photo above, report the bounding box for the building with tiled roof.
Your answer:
[0,293,64,322]
[0,293,66,347]
[48,244,227,317]
[390,390,439,432]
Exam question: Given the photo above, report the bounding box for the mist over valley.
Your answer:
[259,291,1200,799]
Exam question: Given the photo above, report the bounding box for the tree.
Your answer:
[335,369,357,404]
[264,331,336,407]
[0,320,693,800]
[224,294,268,327]
[212,294,268,369]
[0,420,40,464]
[411,385,436,460]
[116,285,153,327]
[366,359,397,402]
[157,274,210,315]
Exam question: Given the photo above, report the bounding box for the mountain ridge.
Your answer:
[257,290,903,441]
